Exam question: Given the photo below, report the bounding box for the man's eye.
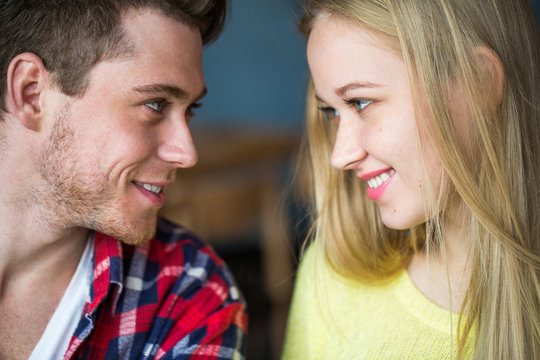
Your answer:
[319,106,340,122]
[345,98,373,112]
[145,100,166,113]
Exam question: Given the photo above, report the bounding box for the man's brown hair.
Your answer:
[0,0,226,109]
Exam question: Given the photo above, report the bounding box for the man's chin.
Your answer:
[116,228,157,245]
[95,216,158,245]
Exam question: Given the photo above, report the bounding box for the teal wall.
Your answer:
[198,0,308,131]
[198,0,540,131]
[532,0,540,25]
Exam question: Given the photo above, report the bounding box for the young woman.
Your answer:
[283,0,539,359]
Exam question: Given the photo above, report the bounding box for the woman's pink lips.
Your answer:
[358,167,394,181]
[359,168,396,201]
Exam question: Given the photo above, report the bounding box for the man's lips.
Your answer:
[132,181,173,206]
[134,181,163,194]
[133,181,173,193]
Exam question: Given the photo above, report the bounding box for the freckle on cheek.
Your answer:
[393,209,397,214]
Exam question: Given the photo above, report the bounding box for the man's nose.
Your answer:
[330,116,367,170]
[157,118,198,169]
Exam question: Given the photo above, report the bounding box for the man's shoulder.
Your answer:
[77,222,246,359]
[118,217,235,298]
[153,217,207,248]
[144,217,225,268]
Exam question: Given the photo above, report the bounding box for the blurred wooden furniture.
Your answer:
[159,125,300,359]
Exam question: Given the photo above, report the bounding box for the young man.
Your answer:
[0,1,247,359]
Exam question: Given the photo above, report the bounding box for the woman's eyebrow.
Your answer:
[335,81,383,97]
[315,81,383,104]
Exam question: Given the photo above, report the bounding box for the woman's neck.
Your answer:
[407,206,473,313]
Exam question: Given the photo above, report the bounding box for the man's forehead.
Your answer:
[87,8,205,98]
[120,7,201,42]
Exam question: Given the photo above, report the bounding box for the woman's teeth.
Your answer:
[367,169,396,189]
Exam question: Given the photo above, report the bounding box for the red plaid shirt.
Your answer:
[64,218,247,359]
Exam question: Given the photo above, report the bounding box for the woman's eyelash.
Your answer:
[318,98,373,122]
[318,106,340,122]
[344,98,373,111]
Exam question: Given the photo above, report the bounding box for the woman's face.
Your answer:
[307,15,444,230]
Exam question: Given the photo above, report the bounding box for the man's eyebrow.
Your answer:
[335,82,382,97]
[133,84,207,101]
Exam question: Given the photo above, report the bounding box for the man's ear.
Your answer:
[6,52,48,131]
[474,46,505,106]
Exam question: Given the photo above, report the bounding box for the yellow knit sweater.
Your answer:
[282,248,474,359]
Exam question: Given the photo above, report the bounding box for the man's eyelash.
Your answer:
[144,100,203,115]
[145,99,168,113]
[187,102,202,114]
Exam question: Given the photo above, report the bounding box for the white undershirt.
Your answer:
[29,233,94,360]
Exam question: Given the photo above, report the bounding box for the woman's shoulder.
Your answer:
[285,245,474,359]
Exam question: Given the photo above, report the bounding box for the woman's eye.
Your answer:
[319,106,340,122]
[346,98,373,112]
[145,100,166,113]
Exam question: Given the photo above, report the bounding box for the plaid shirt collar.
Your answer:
[65,221,247,359]
[87,232,124,316]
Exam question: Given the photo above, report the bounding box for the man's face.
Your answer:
[37,9,205,244]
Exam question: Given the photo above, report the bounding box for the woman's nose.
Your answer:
[330,116,367,170]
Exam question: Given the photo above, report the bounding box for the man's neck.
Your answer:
[0,186,90,299]
[0,191,90,360]
[0,126,91,291]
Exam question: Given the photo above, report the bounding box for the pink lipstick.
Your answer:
[359,168,396,200]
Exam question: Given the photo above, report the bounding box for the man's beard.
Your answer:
[35,102,157,245]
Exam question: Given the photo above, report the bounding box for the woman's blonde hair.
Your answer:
[298,0,540,358]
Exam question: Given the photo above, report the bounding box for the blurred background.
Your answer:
[160,1,308,359]
[159,1,540,359]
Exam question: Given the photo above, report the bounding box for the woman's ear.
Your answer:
[474,46,505,105]
[6,52,48,131]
